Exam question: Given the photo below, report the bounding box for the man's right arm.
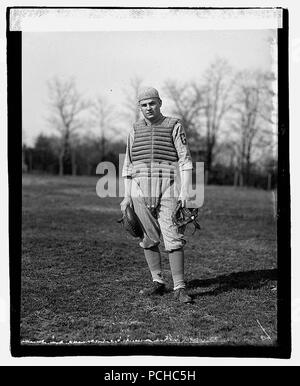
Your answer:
[121,128,134,179]
[120,128,134,212]
[120,178,133,212]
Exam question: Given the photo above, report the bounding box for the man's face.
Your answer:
[139,98,162,122]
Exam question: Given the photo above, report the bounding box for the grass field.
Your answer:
[21,174,277,345]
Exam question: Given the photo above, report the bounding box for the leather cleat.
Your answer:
[174,288,192,303]
[140,281,166,296]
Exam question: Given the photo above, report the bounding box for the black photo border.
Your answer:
[7,6,291,359]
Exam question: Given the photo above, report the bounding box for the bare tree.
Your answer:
[122,76,143,122]
[46,76,89,176]
[163,80,203,141]
[214,139,238,169]
[90,96,116,160]
[164,59,234,171]
[231,70,276,185]
[200,58,235,173]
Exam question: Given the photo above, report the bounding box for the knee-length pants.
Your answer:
[131,178,186,252]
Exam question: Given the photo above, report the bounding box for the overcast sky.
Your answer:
[22,29,276,146]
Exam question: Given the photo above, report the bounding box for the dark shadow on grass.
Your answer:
[187,269,277,297]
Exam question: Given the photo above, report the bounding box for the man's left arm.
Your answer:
[173,122,193,207]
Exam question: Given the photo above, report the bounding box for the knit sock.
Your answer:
[143,246,164,284]
[168,248,185,290]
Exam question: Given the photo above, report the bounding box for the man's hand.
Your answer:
[120,196,133,213]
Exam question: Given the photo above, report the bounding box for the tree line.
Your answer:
[22,58,277,189]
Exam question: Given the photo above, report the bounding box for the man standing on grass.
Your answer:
[120,87,193,303]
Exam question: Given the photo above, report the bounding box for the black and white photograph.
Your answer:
[5,5,292,362]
